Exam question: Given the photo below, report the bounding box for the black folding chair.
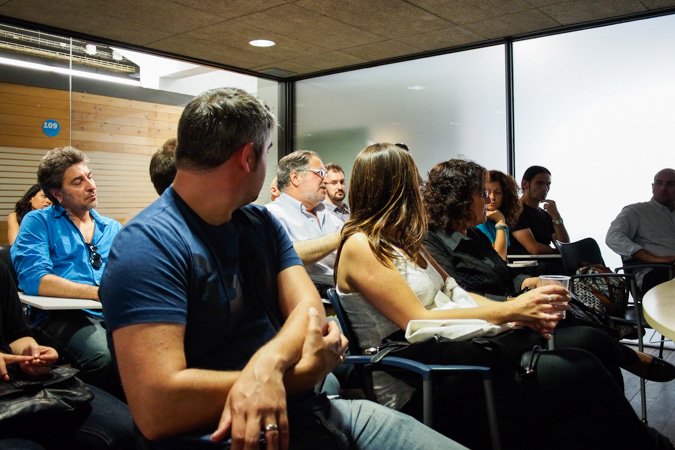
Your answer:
[326,288,501,450]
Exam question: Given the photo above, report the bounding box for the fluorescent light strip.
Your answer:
[0,56,141,87]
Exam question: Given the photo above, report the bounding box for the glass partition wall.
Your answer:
[0,23,279,244]
[295,12,675,269]
[513,14,675,268]
[295,45,508,183]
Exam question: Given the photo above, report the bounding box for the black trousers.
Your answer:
[396,327,665,450]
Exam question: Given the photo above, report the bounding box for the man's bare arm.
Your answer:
[511,229,557,254]
[113,271,334,441]
[38,274,99,300]
[292,232,340,265]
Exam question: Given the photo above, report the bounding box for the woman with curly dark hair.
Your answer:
[422,158,674,382]
[335,146,672,450]
[475,170,521,261]
[6,184,51,245]
[423,161,539,299]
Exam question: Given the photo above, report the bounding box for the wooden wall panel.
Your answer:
[0,81,184,245]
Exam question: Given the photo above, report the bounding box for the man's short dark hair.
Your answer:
[276,150,318,192]
[37,146,88,205]
[522,165,551,183]
[149,138,177,195]
[176,88,277,170]
[325,162,344,174]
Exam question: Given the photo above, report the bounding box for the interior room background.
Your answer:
[1,13,673,272]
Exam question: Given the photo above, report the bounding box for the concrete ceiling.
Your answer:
[2,0,675,79]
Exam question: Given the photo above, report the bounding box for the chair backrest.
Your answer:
[326,288,363,356]
[556,238,605,276]
[0,245,17,286]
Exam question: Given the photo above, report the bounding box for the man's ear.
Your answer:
[238,143,256,173]
[50,188,62,204]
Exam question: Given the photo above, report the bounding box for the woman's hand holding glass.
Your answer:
[506,286,570,336]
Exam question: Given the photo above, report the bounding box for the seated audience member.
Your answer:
[510,165,569,273]
[0,262,134,450]
[266,151,343,296]
[6,184,52,245]
[475,170,520,261]
[149,138,177,196]
[99,88,465,450]
[423,159,675,383]
[322,162,350,222]
[10,147,122,395]
[269,176,280,201]
[606,168,675,293]
[335,144,672,450]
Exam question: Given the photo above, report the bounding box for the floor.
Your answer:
[622,337,675,442]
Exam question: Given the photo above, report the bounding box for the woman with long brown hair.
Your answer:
[475,170,521,261]
[334,143,671,450]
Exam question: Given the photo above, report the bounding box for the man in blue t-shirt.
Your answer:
[100,88,463,450]
[11,146,122,395]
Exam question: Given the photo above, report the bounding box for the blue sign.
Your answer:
[42,119,60,137]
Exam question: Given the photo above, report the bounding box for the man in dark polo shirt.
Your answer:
[511,165,569,273]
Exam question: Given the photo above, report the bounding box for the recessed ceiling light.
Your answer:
[249,39,276,48]
[407,85,426,90]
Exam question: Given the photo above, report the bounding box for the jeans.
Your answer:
[0,385,135,450]
[33,311,122,397]
[140,398,466,450]
[328,399,467,450]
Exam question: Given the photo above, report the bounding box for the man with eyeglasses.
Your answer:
[10,146,122,396]
[322,162,350,223]
[266,150,344,297]
[606,168,675,292]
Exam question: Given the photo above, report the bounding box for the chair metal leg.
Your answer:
[482,376,502,450]
[659,334,665,359]
[635,300,648,424]
[422,378,433,427]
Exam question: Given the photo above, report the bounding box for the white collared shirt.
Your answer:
[606,198,675,259]
[266,193,344,284]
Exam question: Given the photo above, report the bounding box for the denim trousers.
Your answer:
[33,311,122,397]
[140,398,466,450]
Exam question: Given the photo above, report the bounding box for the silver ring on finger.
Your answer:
[264,423,279,432]
[547,294,552,302]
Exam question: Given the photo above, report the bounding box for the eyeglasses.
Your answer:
[87,244,102,270]
[306,168,327,178]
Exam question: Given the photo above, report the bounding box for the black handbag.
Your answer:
[0,366,94,431]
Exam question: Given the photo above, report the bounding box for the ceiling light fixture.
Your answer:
[0,56,141,86]
[249,39,276,48]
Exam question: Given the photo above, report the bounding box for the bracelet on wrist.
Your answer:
[495,224,508,231]
[552,218,564,225]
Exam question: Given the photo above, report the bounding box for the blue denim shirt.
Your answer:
[11,204,121,305]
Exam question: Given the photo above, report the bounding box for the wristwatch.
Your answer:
[552,218,564,225]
